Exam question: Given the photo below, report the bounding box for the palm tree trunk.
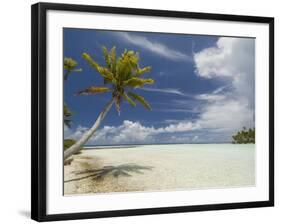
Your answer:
[64,98,115,161]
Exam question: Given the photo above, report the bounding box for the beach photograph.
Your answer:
[63,28,255,195]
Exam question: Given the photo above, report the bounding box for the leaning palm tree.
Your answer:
[64,47,154,161]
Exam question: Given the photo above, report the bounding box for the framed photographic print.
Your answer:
[31,2,274,222]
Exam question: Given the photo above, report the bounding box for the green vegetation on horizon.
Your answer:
[232,127,255,144]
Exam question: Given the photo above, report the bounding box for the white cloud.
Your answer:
[193,37,255,136]
[155,108,199,114]
[197,100,254,133]
[194,37,255,79]
[142,87,188,96]
[115,32,192,62]
[212,85,231,94]
[158,121,200,133]
[168,135,190,143]
[67,125,88,140]
[195,93,226,101]
[67,120,200,145]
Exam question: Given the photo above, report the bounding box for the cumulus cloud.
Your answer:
[115,32,192,62]
[67,120,200,145]
[194,37,255,79]
[193,37,255,136]
[197,100,254,133]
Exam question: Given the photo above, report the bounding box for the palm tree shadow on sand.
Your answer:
[64,163,153,183]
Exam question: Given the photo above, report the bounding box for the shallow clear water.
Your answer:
[65,144,255,194]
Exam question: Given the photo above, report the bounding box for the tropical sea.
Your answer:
[64,144,255,195]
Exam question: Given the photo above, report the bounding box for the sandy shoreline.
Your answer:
[64,144,255,195]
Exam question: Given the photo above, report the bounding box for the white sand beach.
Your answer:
[64,144,255,195]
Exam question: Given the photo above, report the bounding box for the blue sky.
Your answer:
[64,28,255,145]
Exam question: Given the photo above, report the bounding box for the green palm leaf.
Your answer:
[64,57,82,80]
[124,77,154,88]
[102,46,111,69]
[82,53,116,84]
[76,86,110,95]
[116,57,131,81]
[123,92,136,107]
[82,52,100,70]
[128,92,151,110]
[110,46,117,74]
[64,58,78,71]
[135,66,152,76]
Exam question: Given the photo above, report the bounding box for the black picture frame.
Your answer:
[31,2,274,222]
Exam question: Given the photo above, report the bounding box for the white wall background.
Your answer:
[0,0,279,223]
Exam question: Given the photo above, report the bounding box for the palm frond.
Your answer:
[116,50,139,81]
[64,58,78,71]
[128,92,151,110]
[76,86,110,95]
[82,53,101,71]
[135,66,152,76]
[116,57,131,81]
[82,53,117,84]
[102,46,111,69]
[123,92,136,107]
[64,57,82,80]
[124,77,154,88]
[110,46,117,74]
